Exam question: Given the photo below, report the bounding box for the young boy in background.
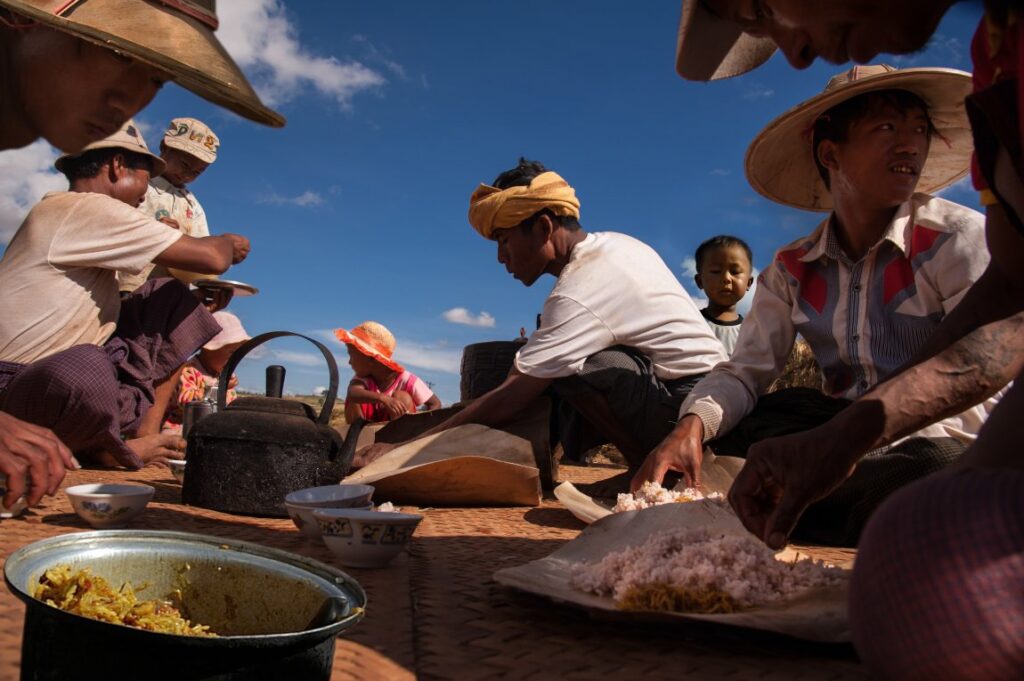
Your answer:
[120,117,222,292]
[694,235,754,356]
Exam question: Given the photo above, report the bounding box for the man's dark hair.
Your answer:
[491,157,581,232]
[60,148,154,182]
[812,89,936,190]
[695,235,753,271]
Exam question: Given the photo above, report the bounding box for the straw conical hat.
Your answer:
[675,0,776,81]
[745,65,973,212]
[1,0,284,128]
[54,118,165,175]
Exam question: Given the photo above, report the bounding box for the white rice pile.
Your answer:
[611,481,724,512]
[569,527,843,609]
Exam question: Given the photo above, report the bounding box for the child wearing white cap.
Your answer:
[120,117,223,292]
[163,311,251,433]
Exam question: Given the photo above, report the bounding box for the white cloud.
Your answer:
[442,307,496,328]
[680,256,698,279]
[709,168,731,176]
[0,141,66,244]
[351,34,406,80]
[258,190,325,207]
[742,84,775,100]
[217,1,387,109]
[396,340,462,374]
[269,349,324,367]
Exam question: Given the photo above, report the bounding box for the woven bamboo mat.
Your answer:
[408,463,865,681]
[0,462,865,680]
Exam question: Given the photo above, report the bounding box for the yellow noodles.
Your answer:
[34,565,216,637]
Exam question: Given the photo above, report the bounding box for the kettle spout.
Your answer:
[336,418,368,474]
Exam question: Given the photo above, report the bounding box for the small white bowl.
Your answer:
[168,460,186,484]
[284,484,375,539]
[0,474,27,519]
[313,508,422,568]
[65,484,154,529]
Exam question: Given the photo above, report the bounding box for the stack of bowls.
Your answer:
[283,484,374,539]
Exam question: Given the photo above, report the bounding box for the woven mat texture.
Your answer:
[0,463,864,680]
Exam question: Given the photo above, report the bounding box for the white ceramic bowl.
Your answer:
[0,473,28,519]
[168,460,186,484]
[313,508,422,568]
[65,484,154,529]
[284,484,375,539]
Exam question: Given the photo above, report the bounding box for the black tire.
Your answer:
[459,340,525,401]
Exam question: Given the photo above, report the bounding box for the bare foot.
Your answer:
[125,433,185,467]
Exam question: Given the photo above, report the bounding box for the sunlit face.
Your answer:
[696,244,753,308]
[161,146,210,187]
[493,221,551,287]
[702,0,949,69]
[346,345,377,377]
[107,155,153,207]
[820,103,930,210]
[9,26,171,152]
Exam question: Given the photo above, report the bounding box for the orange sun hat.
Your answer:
[334,321,403,373]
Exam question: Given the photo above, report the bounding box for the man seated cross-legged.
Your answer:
[634,65,1001,547]
[358,159,727,472]
[0,120,251,469]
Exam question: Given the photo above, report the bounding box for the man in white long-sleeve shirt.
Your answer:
[634,65,1000,545]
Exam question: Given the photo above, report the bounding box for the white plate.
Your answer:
[191,278,258,296]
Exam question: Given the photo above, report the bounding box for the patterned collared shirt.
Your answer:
[683,193,995,444]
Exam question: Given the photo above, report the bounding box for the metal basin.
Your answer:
[4,530,366,681]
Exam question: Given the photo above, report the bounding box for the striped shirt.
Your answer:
[682,193,995,445]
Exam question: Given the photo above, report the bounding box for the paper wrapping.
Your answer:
[494,501,854,642]
[343,424,541,506]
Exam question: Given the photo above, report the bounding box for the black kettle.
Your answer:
[182,331,365,517]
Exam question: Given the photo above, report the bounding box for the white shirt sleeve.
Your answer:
[514,294,615,379]
[47,194,182,274]
[932,221,989,314]
[681,263,799,440]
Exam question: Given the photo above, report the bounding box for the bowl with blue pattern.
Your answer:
[65,483,154,528]
[312,507,422,568]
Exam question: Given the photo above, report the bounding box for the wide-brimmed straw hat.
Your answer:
[334,322,404,373]
[0,0,284,128]
[204,311,250,351]
[675,0,776,81]
[54,118,165,175]
[745,65,974,212]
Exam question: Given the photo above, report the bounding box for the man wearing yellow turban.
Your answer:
[363,159,727,474]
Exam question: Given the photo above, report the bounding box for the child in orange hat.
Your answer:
[335,321,442,423]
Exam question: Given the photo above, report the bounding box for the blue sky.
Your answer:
[0,1,983,404]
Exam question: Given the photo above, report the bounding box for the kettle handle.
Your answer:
[215,331,340,425]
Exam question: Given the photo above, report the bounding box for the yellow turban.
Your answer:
[467,171,581,239]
